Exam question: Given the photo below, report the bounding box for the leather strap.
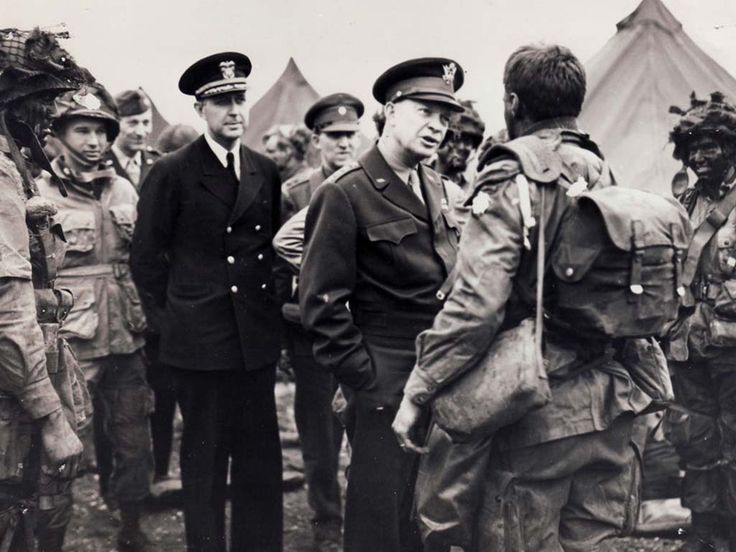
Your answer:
[681,183,736,287]
[534,186,546,368]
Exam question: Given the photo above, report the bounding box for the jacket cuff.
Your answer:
[403,368,438,406]
[17,377,63,420]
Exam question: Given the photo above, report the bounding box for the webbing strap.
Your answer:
[681,184,736,286]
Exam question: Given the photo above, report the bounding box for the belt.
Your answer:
[57,264,114,278]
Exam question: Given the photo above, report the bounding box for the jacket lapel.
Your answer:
[229,145,264,224]
[419,164,456,274]
[360,146,428,221]
[196,136,235,206]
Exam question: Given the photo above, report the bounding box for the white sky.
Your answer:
[8,0,736,136]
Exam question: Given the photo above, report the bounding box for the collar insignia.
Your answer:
[442,62,457,87]
[219,61,236,80]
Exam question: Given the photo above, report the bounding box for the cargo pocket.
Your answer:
[108,204,136,245]
[61,285,99,340]
[57,209,96,254]
[114,265,147,334]
[0,399,32,482]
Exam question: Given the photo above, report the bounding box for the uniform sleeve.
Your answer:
[404,178,527,405]
[0,278,62,419]
[299,182,374,390]
[131,159,177,307]
[273,206,307,274]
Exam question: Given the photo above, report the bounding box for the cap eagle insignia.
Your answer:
[219,60,236,80]
[442,62,457,87]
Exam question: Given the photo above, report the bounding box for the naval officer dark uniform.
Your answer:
[131,52,283,552]
[299,58,464,552]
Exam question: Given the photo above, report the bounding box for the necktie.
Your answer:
[125,156,141,187]
[408,169,424,205]
[226,152,238,184]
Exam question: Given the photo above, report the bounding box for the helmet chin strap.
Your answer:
[54,135,100,171]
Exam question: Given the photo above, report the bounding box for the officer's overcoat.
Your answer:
[131,136,282,372]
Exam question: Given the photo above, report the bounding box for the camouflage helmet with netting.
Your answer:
[0,27,93,108]
[670,91,736,162]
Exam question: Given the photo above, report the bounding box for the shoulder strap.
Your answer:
[534,186,546,366]
[681,184,736,286]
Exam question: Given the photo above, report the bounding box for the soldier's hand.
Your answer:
[392,396,428,454]
[25,196,58,222]
[40,409,83,476]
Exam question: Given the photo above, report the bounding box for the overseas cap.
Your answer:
[670,91,736,161]
[372,57,465,112]
[304,93,364,132]
[115,88,151,117]
[178,52,251,99]
[51,83,120,140]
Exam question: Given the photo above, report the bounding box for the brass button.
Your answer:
[257,253,264,260]
[230,285,238,293]
[436,290,445,300]
[226,226,232,234]
[261,283,267,290]
[255,224,261,231]
[227,256,235,264]
[565,267,574,277]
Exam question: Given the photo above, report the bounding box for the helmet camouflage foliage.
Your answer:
[0,27,93,108]
[50,83,120,141]
[670,91,736,162]
[449,99,485,147]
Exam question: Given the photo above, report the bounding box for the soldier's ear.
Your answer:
[193,101,204,118]
[310,132,321,150]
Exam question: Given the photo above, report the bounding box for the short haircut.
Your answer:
[504,44,586,122]
[262,124,310,161]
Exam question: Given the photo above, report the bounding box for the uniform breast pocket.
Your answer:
[109,204,137,245]
[57,209,96,254]
[365,218,418,269]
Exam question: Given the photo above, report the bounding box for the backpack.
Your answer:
[489,132,693,339]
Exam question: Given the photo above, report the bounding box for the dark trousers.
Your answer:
[289,325,343,526]
[145,337,178,478]
[666,360,736,514]
[173,366,283,552]
[344,396,422,552]
[81,352,154,504]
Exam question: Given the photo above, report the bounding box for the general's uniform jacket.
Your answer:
[106,146,160,191]
[299,145,460,407]
[131,136,282,372]
[36,158,146,361]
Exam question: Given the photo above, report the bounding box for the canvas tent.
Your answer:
[579,0,736,194]
[243,58,320,151]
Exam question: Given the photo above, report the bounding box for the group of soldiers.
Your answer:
[1,20,736,552]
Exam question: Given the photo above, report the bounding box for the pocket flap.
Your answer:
[366,218,417,244]
[57,209,95,231]
[552,242,601,283]
[109,204,137,226]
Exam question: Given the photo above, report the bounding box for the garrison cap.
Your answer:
[372,57,465,112]
[178,52,251,99]
[115,88,151,117]
[304,93,364,132]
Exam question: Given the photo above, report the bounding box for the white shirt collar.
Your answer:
[204,132,241,179]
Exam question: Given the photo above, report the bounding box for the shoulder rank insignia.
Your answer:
[471,191,492,216]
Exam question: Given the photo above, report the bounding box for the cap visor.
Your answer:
[405,93,464,112]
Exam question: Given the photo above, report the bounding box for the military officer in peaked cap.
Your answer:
[107,89,160,189]
[299,58,464,552]
[131,52,283,552]
[277,92,363,550]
